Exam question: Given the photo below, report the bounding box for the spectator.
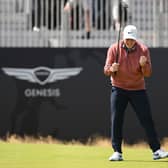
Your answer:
[92,0,111,30]
[64,0,92,39]
[112,0,129,31]
[32,0,61,31]
[15,0,24,13]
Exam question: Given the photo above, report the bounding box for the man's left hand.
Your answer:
[139,56,147,67]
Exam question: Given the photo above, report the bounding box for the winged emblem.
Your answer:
[2,67,83,85]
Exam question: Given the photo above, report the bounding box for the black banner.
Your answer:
[0,48,110,141]
[0,48,167,143]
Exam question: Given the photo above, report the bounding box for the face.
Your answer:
[124,39,136,49]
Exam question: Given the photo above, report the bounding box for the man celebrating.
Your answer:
[104,25,168,161]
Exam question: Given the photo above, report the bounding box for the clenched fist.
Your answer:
[139,56,147,67]
[110,62,120,72]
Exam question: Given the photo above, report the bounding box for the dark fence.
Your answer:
[0,48,167,144]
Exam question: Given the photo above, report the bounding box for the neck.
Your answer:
[122,42,136,53]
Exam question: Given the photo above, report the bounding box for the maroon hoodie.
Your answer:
[104,40,152,90]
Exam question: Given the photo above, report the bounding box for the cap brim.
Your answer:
[124,35,136,40]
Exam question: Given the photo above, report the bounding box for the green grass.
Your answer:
[0,141,168,168]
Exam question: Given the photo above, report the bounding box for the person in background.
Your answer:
[31,0,61,31]
[112,0,130,31]
[104,24,168,161]
[64,0,92,39]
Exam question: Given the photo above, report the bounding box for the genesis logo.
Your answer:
[2,66,83,85]
[2,66,83,97]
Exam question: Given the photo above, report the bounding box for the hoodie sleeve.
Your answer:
[104,46,115,76]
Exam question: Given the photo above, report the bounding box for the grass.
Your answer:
[0,136,168,168]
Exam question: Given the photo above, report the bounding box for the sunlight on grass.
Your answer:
[0,135,168,168]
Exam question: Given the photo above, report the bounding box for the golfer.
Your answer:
[104,25,168,161]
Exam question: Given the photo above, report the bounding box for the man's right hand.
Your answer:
[110,63,120,72]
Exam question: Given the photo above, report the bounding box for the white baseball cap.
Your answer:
[123,25,137,40]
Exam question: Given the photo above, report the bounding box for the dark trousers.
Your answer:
[110,86,160,153]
